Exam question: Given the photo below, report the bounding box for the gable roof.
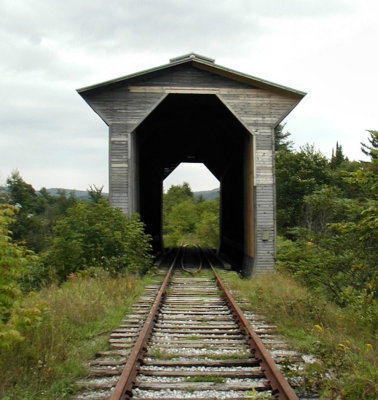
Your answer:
[77,53,306,98]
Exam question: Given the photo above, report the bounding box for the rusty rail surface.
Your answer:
[211,265,299,400]
[110,251,179,400]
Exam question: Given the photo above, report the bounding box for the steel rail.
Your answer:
[181,245,203,274]
[210,265,299,400]
[110,250,180,400]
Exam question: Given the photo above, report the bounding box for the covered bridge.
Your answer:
[77,53,305,276]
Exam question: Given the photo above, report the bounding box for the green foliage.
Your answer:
[272,130,378,398]
[329,141,346,169]
[276,235,377,331]
[43,199,153,280]
[0,271,151,399]
[361,129,378,160]
[302,185,356,233]
[276,130,377,325]
[87,184,104,203]
[163,183,219,247]
[274,123,293,152]
[221,271,377,399]
[163,182,193,217]
[276,144,330,231]
[195,198,220,248]
[0,204,42,349]
[5,171,77,252]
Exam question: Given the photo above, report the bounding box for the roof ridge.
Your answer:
[169,53,215,64]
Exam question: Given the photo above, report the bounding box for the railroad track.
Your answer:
[75,248,302,400]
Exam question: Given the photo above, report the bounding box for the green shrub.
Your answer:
[0,204,42,349]
[43,199,153,281]
[276,235,377,331]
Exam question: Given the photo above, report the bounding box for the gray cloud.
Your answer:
[0,0,376,191]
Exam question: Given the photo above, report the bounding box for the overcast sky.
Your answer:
[1,0,377,192]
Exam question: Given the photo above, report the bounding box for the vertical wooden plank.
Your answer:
[244,134,254,259]
[109,123,129,215]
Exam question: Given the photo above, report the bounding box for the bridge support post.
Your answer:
[109,123,130,215]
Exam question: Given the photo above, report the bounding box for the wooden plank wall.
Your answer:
[217,95,297,274]
[85,90,166,215]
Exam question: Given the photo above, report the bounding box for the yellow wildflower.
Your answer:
[314,324,323,334]
[366,343,373,353]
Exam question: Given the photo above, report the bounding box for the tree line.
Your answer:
[0,176,152,348]
[275,127,377,331]
[163,182,219,248]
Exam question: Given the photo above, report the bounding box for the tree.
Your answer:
[6,171,42,213]
[5,172,79,252]
[274,124,293,153]
[361,130,378,160]
[163,183,220,248]
[164,199,198,246]
[43,199,153,280]
[88,185,104,203]
[302,186,355,234]
[0,204,41,347]
[6,171,47,251]
[163,182,193,216]
[195,198,220,248]
[330,141,346,169]
[278,131,378,316]
[276,144,330,232]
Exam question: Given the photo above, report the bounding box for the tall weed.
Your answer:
[0,270,149,399]
[221,271,377,399]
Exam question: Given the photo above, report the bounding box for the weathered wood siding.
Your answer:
[128,64,254,89]
[86,90,166,214]
[217,96,295,274]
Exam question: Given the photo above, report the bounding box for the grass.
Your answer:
[148,348,179,360]
[185,375,225,383]
[205,351,251,360]
[219,270,378,399]
[0,270,155,400]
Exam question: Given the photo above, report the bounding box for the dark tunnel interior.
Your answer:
[133,93,251,269]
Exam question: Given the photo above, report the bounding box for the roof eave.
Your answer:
[77,57,306,99]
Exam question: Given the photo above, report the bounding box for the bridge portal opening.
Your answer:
[162,163,220,249]
[131,93,253,271]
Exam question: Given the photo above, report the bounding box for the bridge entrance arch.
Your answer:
[78,53,305,275]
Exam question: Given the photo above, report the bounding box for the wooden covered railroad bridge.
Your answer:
[78,53,305,276]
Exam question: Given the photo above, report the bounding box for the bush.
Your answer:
[43,199,153,281]
[0,204,42,349]
[276,234,377,332]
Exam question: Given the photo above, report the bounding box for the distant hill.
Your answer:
[44,188,109,200]
[194,188,220,201]
[45,188,219,201]
[0,186,107,201]
[1,186,219,202]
